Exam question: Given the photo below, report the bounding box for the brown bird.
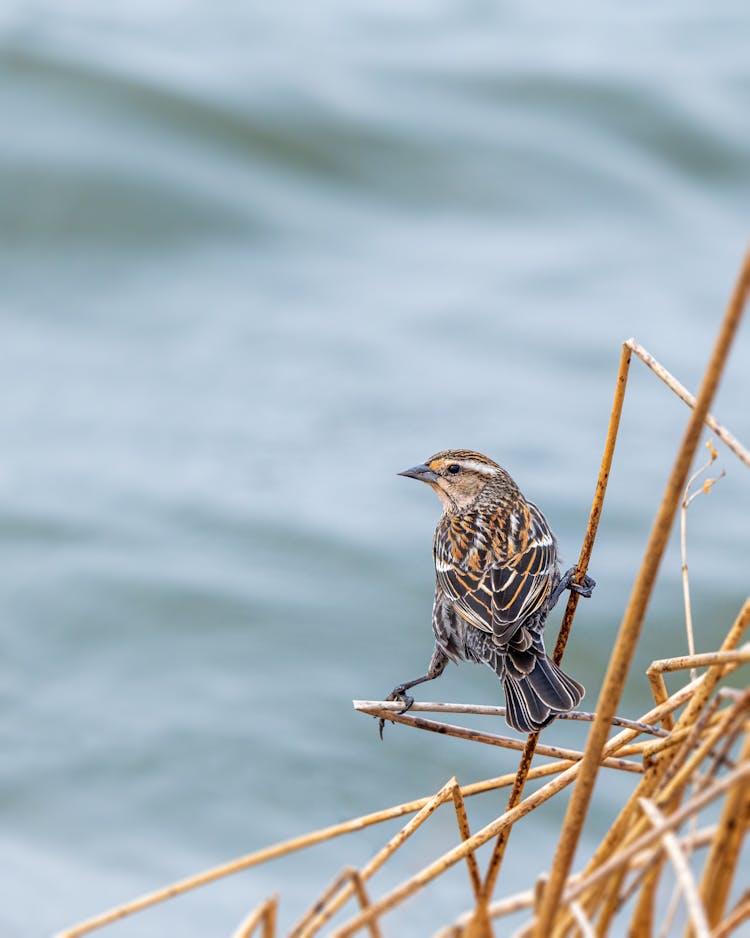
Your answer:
[383,449,594,736]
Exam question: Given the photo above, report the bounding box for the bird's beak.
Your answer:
[398,463,438,483]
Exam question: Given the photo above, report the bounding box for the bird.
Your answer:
[382,449,595,737]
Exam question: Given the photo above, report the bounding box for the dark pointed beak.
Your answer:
[398,463,438,483]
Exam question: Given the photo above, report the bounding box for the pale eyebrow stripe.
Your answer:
[459,460,496,475]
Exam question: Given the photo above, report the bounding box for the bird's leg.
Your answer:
[548,566,596,609]
[378,647,448,739]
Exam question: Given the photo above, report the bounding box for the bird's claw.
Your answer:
[569,572,596,599]
[548,566,597,609]
[378,686,416,740]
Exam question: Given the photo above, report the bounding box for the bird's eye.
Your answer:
[448,464,461,474]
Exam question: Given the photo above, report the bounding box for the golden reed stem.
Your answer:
[531,248,750,937]
[478,340,634,914]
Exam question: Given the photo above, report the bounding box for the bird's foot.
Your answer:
[378,685,416,740]
[568,570,596,599]
[549,566,596,607]
[387,685,416,713]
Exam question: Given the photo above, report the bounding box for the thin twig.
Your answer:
[680,439,725,681]
[355,707,642,773]
[231,895,278,938]
[480,340,634,909]
[569,901,597,938]
[695,731,750,932]
[562,607,750,935]
[560,762,750,906]
[355,700,669,737]
[535,251,750,936]
[713,889,750,938]
[328,678,743,938]
[625,338,750,467]
[293,778,464,937]
[639,799,710,938]
[54,767,568,938]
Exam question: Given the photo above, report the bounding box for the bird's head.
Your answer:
[399,449,509,512]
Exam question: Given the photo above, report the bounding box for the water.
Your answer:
[1,3,749,935]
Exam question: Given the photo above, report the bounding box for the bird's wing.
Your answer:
[435,502,557,643]
[488,501,557,642]
[434,513,494,633]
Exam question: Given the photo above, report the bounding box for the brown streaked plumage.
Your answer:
[383,449,595,736]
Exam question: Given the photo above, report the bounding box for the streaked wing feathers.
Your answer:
[435,501,557,643]
[437,566,493,633]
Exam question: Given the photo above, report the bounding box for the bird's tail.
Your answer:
[502,651,584,734]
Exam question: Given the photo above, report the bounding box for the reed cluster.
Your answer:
[57,251,750,938]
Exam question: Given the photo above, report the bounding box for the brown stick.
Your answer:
[713,889,750,938]
[532,249,750,937]
[694,731,750,932]
[355,700,669,737]
[625,338,750,467]
[560,762,750,906]
[231,895,278,938]
[479,340,635,910]
[552,601,750,936]
[355,707,642,773]
[54,768,564,938]
[329,681,713,938]
[639,799,710,938]
[333,762,750,938]
[293,777,459,937]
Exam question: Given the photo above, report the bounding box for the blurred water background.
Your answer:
[1,2,749,935]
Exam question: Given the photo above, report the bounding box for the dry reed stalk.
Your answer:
[348,872,382,938]
[553,629,748,933]
[327,766,587,938]
[231,895,278,938]
[624,338,750,468]
[303,651,737,938]
[697,713,742,780]
[463,824,720,938]
[713,889,750,938]
[55,258,750,938]
[613,823,718,909]
[532,249,750,937]
[638,717,722,764]
[439,885,540,936]
[354,700,669,738]
[289,868,355,938]
[292,866,383,938]
[547,600,750,935]
[620,691,747,937]
[569,900,597,938]
[672,600,750,729]
[623,704,726,934]
[326,677,724,938]
[567,682,749,936]
[292,777,479,938]
[55,766,572,938]
[554,761,750,907]
[505,757,750,938]
[692,731,750,933]
[638,799,710,938]
[476,340,635,921]
[336,668,725,938]
[657,818,700,938]
[646,647,750,735]
[451,784,484,900]
[353,707,643,773]
[680,440,725,683]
